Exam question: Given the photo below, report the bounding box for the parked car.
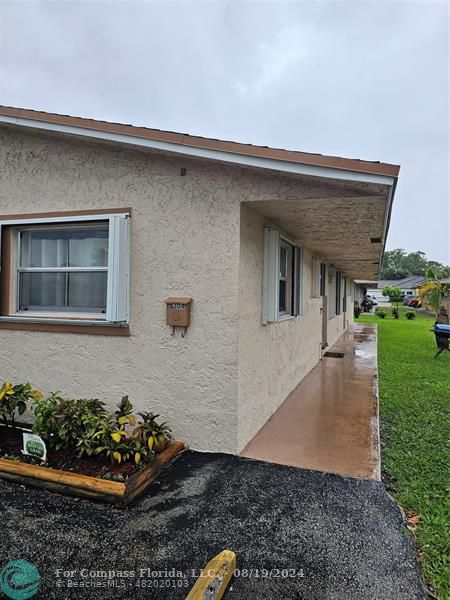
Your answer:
[408,298,421,308]
[404,295,416,305]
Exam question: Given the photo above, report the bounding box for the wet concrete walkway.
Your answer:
[241,324,380,479]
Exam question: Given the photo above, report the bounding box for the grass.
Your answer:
[358,305,450,599]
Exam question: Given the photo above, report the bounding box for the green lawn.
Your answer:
[358,306,450,599]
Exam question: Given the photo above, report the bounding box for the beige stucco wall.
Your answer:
[237,204,353,451]
[0,126,355,455]
[0,127,242,453]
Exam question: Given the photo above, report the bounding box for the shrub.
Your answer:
[32,393,170,466]
[32,393,108,453]
[354,302,362,319]
[85,414,153,465]
[392,308,399,319]
[375,308,387,319]
[0,382,42,427]
[133,412,172,453]
[405,310,416,320]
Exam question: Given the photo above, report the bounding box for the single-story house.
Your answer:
[0,106,400,455]
[372,276,426,299]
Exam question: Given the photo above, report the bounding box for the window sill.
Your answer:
[278,314,295,322]
[0,316,130,336]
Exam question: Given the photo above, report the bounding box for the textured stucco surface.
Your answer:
[0,126,242,453]
[237,204,352,450]
[1,126,358,454]
[245,192,389,280]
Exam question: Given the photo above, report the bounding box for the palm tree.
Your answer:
[419,268,450,317]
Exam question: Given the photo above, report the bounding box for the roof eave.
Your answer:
[0,106,400,184]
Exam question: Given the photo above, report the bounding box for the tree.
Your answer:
[426,262,450,279]
[380,249,450,280]
[418,268,450,317]
[402,251,427,276]
[382,286,403,319]
[380,249,408,279]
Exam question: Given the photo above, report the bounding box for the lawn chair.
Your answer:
[432,324,450,358]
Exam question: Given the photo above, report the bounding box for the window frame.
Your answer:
[15,222,110,318]
[335,271,342,316]
[320,263,327,297]
[0,211,130,327]
[263,226,303,324]
[342,276,347,312]
[278,238,293,318]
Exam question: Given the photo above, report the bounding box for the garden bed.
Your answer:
[0,387,186,506]
[0,423,186,506]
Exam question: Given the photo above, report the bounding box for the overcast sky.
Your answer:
[0,0,448,263]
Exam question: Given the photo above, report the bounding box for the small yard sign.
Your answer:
[22,433,47,462]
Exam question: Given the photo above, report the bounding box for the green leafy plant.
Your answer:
[133,412,172,454]
[354,301,362,319]
[375,308,387,319]
[418,268,450,317]
[32,393,108,454]
[114,395,136,430]
[87,415,153,465]
[32,393,168,466]
[405,310,416,320]
[0,382,42,427]
[392,307,399,319]
[31,392,62,443]
[382,285,403,314]
[79,398,162,465]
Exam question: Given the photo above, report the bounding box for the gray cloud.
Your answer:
[0,0,448,262]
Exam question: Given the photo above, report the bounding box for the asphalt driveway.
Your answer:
[0,452,428,599]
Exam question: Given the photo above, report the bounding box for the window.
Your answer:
[342,276,347,312]
[17,224,109,314]
[279,241,293,315]
[312,259,327,298]
[0,212,130,325]
[335,271,342,315]
[328,268,336,319]
[320,263,327,297]
[263,227,302,324]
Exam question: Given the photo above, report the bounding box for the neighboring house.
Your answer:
[374,276,426,299]
[0,106,400,454]
[354,280,378,303]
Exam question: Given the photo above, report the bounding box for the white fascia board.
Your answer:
[0,115,395,187]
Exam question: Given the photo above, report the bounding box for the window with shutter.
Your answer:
[0,212,130,326]
[263,227,302,324]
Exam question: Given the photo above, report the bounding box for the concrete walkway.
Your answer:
[241,324,380,479]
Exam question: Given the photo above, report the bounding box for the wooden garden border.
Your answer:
[0,441,186,507]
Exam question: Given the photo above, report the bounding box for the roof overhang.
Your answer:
[0,106,399,184]
[0,106,400,280]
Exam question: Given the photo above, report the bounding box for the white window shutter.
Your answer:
[106,214,130,323]
[263,227,279,324]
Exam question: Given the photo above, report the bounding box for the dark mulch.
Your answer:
[0,425,135,478]
[0,451,429,599]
